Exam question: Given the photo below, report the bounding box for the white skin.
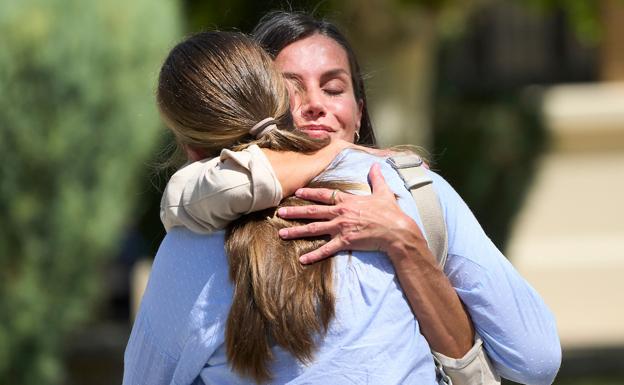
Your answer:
[267,33,475,358]
[275,34,362,142]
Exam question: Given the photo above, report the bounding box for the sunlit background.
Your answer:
[1,0,623,384]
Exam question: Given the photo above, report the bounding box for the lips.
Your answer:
[300,124,334,133]
[299,125,334,139]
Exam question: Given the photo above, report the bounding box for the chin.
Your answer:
[301,129,332,140]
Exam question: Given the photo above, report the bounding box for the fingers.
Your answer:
[299,237,344,264]
[277,204,336,220]
[278,220,336,239]
[368,163,393,197]
[294,187,344,204]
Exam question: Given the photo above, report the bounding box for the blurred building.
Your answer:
[509,81,624,349]
[496,0,624,351]
[430,0,624,379]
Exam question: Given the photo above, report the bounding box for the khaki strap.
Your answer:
[387,154,448,268]
[388,155,500,385]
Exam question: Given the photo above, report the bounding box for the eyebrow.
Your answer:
[321,69,349,83]
[281,68,350,83]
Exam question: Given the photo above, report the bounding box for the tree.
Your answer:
[0,0,180,383]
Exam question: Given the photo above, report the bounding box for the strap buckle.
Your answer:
[387,154,431,190]
[386,154,423,170]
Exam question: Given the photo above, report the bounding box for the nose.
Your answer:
[300,90,326,120]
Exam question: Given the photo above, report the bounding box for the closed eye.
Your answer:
[324,88,344,96]
[323,79,346,96]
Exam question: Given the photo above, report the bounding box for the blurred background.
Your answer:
[1,0,623,384]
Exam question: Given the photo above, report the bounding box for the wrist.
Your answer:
[385,217,432,265]
[261,150,305,196]
[387,238,432,268]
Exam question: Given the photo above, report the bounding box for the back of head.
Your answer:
[157,31,327,159]
[252,11,377,146]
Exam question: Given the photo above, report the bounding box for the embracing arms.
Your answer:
[161,147,476,358]
[276,162,561,384]
[278,164,475,358]
[159,147,559,383]
[160,140,351,233]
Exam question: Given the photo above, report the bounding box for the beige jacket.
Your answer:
[160,144,282,234]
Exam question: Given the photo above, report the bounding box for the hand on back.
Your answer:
[277,163,428,264]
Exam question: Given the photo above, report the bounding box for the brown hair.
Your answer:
[157,31,329,162]
[224,180,365,383]
[253,11,377,146]
[224,194,333,383]
[157,32,347,382]
[226,180,365,383]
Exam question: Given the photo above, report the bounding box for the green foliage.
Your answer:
[0,0,180,383]
[392,0,605,41]
[432,91,546,250]
[525,0,604,42]
[183,0,332,33]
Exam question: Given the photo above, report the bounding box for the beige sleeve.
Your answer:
[160,145,283,234]
[432,334,501,385]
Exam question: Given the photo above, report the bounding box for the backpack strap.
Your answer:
[387,154,448,268]
[388,155,500,385]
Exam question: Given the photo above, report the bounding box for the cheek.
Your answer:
[332,99,360,132]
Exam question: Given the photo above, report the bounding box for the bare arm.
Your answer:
[261,139,353,197]
[386,225,475,357]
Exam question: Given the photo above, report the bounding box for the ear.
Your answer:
[356,99,363,130]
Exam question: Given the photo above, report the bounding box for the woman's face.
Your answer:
[274,34,362,143]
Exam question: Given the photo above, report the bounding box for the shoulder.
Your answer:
[425,170,487,253]
[320,148,410,188]
[137,229,232,354]
[326,148,382,173]
[427,170,462,209]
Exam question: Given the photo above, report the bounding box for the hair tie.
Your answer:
[249,117,278,138]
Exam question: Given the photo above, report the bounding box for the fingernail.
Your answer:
[299,256,308,264]
[277,208,286,216]
[278,229,288,238]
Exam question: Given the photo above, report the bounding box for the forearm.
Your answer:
[386,221,474,358]
[262,141,349,197]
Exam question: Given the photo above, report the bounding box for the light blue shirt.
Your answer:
[123,149,561,385]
